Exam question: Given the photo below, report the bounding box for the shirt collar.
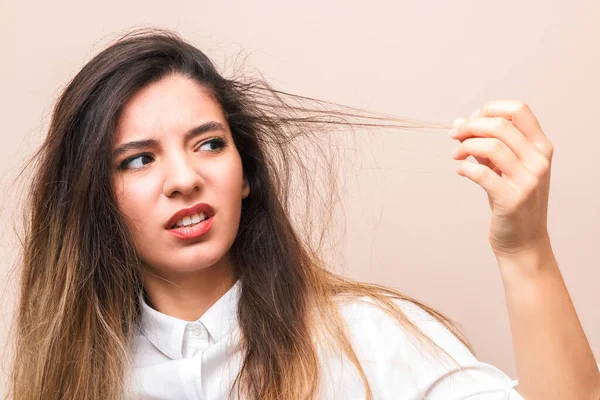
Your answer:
[139,279,241,360]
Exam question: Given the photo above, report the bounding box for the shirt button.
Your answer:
[189,324,204,337]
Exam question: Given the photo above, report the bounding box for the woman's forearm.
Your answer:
[496,239,600,399]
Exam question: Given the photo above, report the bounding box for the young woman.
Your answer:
[7,28,599,399]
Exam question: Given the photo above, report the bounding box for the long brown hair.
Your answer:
[6,27,475,399]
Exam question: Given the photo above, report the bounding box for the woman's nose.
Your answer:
[162,155,202,198]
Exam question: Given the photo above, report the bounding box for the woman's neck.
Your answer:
[141,256,237,321]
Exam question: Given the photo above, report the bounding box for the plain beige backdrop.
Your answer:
[1,0,598,396]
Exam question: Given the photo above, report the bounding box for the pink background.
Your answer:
[1,1,598,395]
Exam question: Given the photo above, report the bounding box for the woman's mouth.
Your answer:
[170,212,210,229]
[168,214,214,240]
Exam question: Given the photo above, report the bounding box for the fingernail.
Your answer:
[450,118,466,137]
[453,117,466,129]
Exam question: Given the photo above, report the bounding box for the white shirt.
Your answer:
[127,279,597,399]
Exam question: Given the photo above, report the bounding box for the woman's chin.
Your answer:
[163,249,228,273]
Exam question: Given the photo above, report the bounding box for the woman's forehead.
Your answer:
[114,75,225,143]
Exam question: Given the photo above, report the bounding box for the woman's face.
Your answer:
[111,74,250,277]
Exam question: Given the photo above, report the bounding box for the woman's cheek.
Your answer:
[117,179,157,234]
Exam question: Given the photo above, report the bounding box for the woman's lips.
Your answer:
[164,202,215,230]
[167,216,213,240]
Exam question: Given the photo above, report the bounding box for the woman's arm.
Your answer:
[449,100,600,399]
[496,238,600,400]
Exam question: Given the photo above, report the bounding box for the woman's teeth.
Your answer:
[172,212,209,229]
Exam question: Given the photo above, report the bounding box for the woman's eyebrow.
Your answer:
[112,121,226,158]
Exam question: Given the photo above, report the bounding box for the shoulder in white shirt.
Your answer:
[332,295,521,399]
[126,279,596,399]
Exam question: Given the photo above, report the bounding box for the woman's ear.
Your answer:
[242,174,250,199]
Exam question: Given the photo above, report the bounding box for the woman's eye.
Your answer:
[198,137,227,152]
[119,154,153,170]
[117,138,227,171]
